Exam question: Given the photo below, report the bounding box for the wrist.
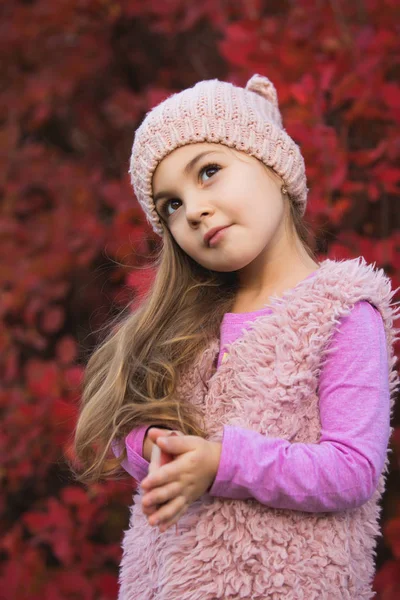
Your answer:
[207,441,222,491]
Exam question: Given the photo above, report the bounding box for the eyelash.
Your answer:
[159,163,221,219]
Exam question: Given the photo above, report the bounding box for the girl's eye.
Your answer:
[199,163,220,182]
[159,163,221,219]
[160,198,182,219]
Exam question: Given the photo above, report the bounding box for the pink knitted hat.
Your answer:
[129,74,308,236]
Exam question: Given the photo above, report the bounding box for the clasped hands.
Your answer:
[140,428,222,533]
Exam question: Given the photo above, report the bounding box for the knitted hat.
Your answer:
[129,74,308,236]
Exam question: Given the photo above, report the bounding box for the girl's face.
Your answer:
[152,142,289,273]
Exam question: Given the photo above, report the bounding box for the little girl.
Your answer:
[73,74,400,599]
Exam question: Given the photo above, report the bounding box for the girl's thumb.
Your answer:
[157,431,186,453]
[147,428,183,446]
[149,430,184,472]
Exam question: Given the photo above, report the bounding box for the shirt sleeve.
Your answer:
[114,423,178,482]
[111,425,150,482]
[208,301,391,512]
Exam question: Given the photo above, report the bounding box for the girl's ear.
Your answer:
[245,74,279,109]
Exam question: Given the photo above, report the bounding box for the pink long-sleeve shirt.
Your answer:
[117,295,390,512]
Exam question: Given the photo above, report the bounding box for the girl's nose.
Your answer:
[185,199,215,224]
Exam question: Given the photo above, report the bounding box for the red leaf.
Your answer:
[25,359,61,398]
[374,559,400,597]
[351,141,387,167]
[64,366,84,403]
[61,486,88,506]
[384,517,400,558]
[3,348,19,382]
[50,571,94,599]
[56,336,77,365]
[219,21,260,67]
[96,573,119,598]
[24,296,43,327]
[381,83,400,110]
[41,305,65,334]
[52,398,77,447]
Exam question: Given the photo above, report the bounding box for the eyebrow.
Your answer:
[153,150,221,204]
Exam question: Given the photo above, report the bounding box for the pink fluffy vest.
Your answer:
[118,257,400,600]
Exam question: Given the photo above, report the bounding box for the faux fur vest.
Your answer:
[118,257,400,600]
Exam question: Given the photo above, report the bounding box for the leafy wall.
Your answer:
[1,1,399,598]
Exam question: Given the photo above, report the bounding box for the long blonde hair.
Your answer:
[72,186,317,484]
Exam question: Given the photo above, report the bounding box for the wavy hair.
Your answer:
[72,174,317,484]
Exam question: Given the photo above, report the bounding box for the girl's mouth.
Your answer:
[208,226,230,247]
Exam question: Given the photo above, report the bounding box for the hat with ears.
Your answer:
[129,74,308,236]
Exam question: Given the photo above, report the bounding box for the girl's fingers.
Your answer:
[158,503,189,533]
[142,504,158,516]
[141,481,183,512]
[148,495,187,527]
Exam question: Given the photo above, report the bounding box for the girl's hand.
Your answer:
[141,428,180,520]
[140,432,222,533]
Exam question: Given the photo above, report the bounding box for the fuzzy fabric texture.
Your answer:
[118,257,400,600]
[129,74,308,236]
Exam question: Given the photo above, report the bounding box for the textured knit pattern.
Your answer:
[217,271,318,368]
[129,74,308,236]
[118,257,400,600]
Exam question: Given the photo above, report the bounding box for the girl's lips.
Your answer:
[208,226,230,247]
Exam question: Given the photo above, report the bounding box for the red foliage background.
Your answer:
[1,1,400,598]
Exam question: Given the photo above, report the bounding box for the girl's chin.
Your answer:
[200,257,255,273]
